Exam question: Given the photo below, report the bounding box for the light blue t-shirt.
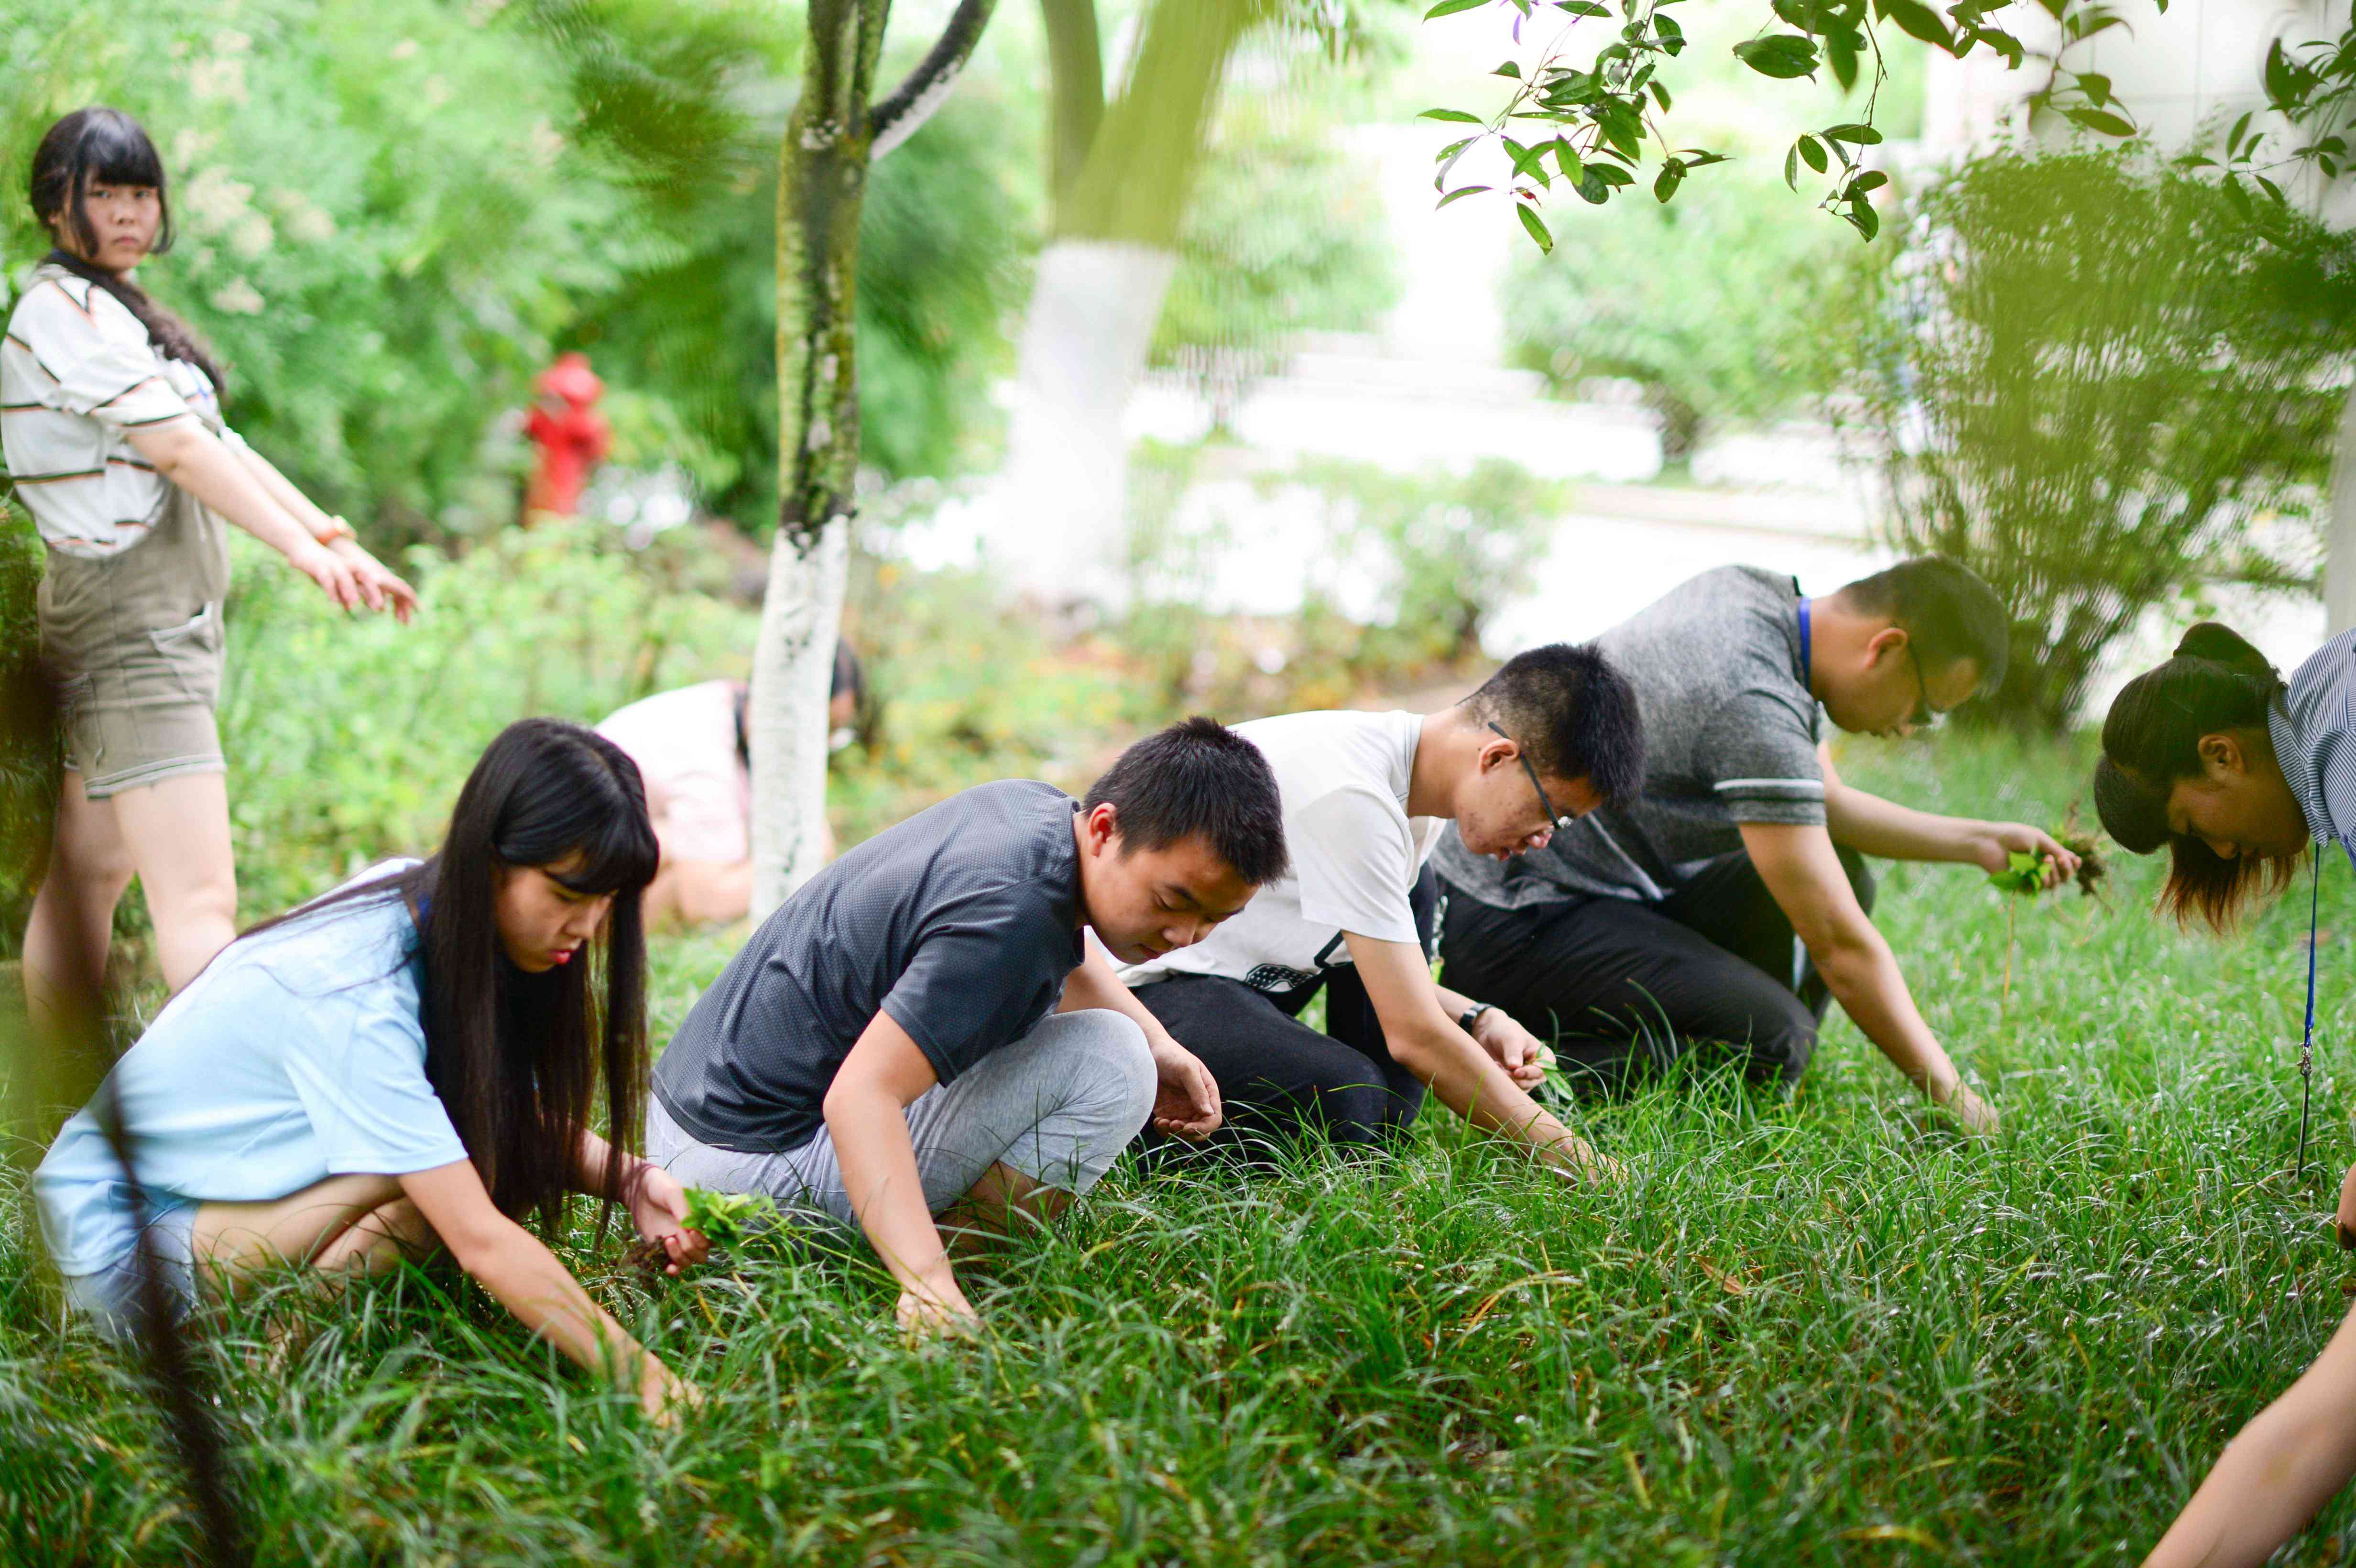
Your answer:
[35,861,470,1278]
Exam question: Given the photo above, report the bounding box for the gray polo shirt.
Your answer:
[1436,565,1825,909]
[652,779,1086,1154]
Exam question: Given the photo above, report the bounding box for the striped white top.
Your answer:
[2,263,236,558]
[2270,628,2356,871]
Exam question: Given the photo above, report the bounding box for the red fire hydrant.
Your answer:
[522,352,611,522]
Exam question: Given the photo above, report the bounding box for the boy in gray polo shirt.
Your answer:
[1437,559,2079,1132]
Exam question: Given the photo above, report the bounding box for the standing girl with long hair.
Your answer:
[34,719,705,1420]
[2095,623,2356,1566]
[5,106,417,1024]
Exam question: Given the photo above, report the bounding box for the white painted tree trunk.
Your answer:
[748,514,849,921]
[2324,385,2356,636]
[992,239,1178,605]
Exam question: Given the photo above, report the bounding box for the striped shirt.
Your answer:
[2,263,235,558]
[2269,629,2356,871]
[1436,565,1825,909]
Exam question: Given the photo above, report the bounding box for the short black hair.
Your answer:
[1464,643,1645,806]
[1834,556,2010,695]
[1083,716,1289,886]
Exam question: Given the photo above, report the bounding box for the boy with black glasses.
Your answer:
[1118,645,1643,1179]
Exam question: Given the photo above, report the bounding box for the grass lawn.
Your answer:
[5,730,2356,1565]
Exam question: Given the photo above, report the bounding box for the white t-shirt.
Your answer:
[2,263,236,558]
[1121,709,1446,991]
[596,680,752,864]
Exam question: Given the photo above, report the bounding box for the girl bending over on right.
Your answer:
[34,719,706,1421]
[2095,624,2356,1567]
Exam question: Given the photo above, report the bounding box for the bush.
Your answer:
[1502,167,1857,462]
[216,523,755,917]
[1852,146,2356,732]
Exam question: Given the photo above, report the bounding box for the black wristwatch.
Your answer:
[1458,1002,1491,1032]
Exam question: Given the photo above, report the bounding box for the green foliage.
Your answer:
[676,1188,777,1249]
[0,501,55,946]
[1421,0,2130,247]
[1152,83,1401,429]
[551,0,1038,523]
[1985,849,2048,895]
[0,0,1038,549]
[213,523,755,919]
[1502,166,1859,459]
[14,733,2356,1560]
[1288,456,1557,668]
[0,0,615,541]
[1851,147,2356,733]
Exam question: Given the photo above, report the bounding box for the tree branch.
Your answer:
[1039,0,1104,205]
[867,0,999,161]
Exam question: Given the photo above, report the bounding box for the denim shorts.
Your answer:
[61,1199,200,1340]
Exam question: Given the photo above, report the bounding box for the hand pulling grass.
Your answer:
[626,1188,779,1274]
[1985,823,2109,1021]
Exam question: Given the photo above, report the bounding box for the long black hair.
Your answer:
[2094,621,2298,931]
[253,719,660,1231]
[28,107,225,392]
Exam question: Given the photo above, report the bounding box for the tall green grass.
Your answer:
[5,731,2355,1564]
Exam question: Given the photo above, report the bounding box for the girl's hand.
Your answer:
[330,538,420,624]
[287,539,366,612]
[629,1165,710,1276]
[640,1359,702,1426]
[895,1280,981,1342]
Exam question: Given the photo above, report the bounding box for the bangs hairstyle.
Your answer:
[242,719,659,1232]
[28,107,223,391]
[1084,716,1289,887]
[2095,622,2296,933]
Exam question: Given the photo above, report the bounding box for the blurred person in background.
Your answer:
[594,642,862,928]
[7,108,415,1030]
[1437,559,2074,1134]
[34,720,705,1424]
[2095,623,2356,1568]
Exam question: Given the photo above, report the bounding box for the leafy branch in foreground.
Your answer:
[1419,0,2154,246]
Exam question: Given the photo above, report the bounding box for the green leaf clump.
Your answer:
[680,1188,781,1249]
[1986,849,2050,895]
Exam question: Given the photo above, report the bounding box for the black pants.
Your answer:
[1131,868,1438,1161]
[1437,847,1876,1095]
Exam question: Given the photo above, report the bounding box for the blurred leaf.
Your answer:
[1732,33,1820,78]
[1517,200,1554,252]
[1419,107,1486,122]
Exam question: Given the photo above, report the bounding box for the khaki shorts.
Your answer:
[39,484,232,800]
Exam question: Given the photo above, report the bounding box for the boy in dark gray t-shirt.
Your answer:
[1437,559,2080,1132]
[649,719,1288,1338]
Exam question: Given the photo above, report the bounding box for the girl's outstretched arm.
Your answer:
[2145,1291,2356,1568]
[397,1158,698,1423]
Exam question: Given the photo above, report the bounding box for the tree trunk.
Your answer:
[2324,383,2356,635]
[991,0,1265,605]
[750,0,888,922]
[750,0,998,916]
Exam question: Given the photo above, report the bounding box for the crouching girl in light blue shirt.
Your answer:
[35,718,707,1422]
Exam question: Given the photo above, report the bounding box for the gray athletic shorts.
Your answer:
[646,1008,1157,1227]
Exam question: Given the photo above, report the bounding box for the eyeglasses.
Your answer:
[1904,642,1940,730]
[1486,722,1576,835]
